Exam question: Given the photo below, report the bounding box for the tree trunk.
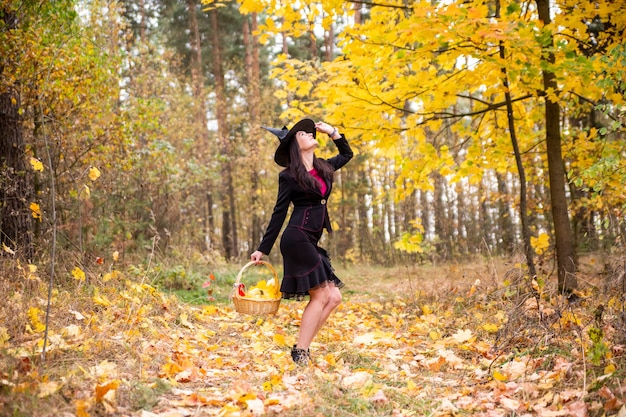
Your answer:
[281,16,288,55]
[536,0,577,293]
[478,178,492,251]
[244,14,262,251]
[324,17,334,62]
[187,0,214,251]
[357,168,370,258]
[496,173,515,254]
[0,87,34,260]
[496,32,536,274]
[433,172,450,261]
[453,181,466,254]
[210,8,237,259]
[420,189,430,245]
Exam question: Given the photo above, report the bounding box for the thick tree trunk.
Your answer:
[0,87,34,260]
[536,0,577,293]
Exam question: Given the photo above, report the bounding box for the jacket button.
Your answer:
[321,199,326,204]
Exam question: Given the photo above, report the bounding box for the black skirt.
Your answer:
[279,226,344,300]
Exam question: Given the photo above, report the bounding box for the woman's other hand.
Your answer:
[250,250,264,263]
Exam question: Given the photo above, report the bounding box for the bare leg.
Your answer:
[296,283,342,349]
[312,283,341,337]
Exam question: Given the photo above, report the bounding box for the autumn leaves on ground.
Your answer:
[1,254,625,417]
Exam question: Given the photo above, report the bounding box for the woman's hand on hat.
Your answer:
[315,122,339,139]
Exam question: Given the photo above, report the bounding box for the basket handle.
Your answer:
[233,261,279,292]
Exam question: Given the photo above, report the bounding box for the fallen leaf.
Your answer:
[369,389,388,405]
[69,309,86,321]
[342,371,372,389]
[499,396,521,412]
[493,370,508,381]
[38,381,60,398]
[95,379,120,402]
[565,401,588,417]
[30,157,44,172]
[179,313,194,329]
[2,243,15,255]
[354,331,397,346]
[75,399,91,417]
[246,398,265,415]
[88,167,101,181]
[451,329,473,344]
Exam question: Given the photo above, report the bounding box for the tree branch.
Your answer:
[346,0,412,10]
[567,91,621,122]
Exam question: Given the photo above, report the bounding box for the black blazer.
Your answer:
[257,135,353,255]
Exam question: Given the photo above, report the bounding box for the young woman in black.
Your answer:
[250,118,353,365]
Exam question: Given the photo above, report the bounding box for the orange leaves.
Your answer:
[95,379,120,403]
[29,202,42,221]
[597,385,625,411]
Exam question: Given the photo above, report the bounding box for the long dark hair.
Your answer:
[286,138,335,192]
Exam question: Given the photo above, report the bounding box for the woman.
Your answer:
[250,118,353,365]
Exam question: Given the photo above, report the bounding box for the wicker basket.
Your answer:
[232,261,281,315]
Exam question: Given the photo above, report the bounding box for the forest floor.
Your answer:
[1,252,625,416]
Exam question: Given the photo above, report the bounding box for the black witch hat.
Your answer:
[262,118,316,167]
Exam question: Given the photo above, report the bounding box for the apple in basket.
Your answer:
[236,283,246,297]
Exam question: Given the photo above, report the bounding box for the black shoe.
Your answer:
[291,345,311,366]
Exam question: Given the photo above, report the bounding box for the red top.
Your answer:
[309,168,327,195]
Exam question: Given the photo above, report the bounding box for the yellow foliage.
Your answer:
[2,243,16,255]
[604,363,616,375]
[27,307,46,333]
[482,323,499,333]
[0,326,10,347]
[272,333,287,347]
[245,278,280,300]
[493,370,508,382]
[557,311,581,329]
[30,202,42,221]
[88,167,101,181]
[72,267,86,282]
[530,233,551,255]
[93,289,111,307]
[30,157,44,172]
